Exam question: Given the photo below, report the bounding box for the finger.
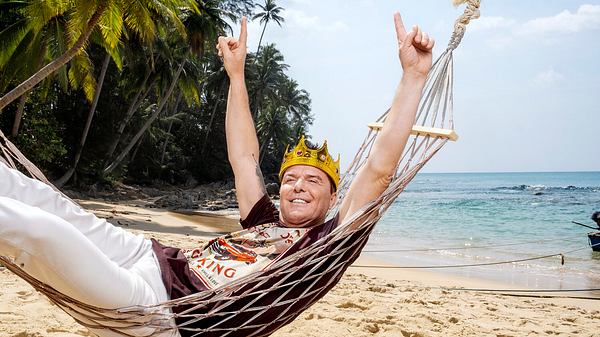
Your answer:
[401,26,418,52]
[426,37,435,50]
[218,37,233,58]
[414,25,422,44]
[222,36,239,47]
[421,32,429,48]
[227,39,239,51]
[394,12,407,45]
[239,16,248,47]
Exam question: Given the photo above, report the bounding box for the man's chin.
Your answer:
[280,213,315,228]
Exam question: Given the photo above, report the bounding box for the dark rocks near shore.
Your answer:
[153,181,238,210]
[64,179,281,211]
[266,182,279,196]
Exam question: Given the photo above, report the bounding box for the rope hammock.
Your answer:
[0,1,480,336]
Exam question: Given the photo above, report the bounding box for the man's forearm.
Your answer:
[367,73,427,177]
[225,76,259,168]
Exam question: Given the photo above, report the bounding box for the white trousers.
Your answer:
[0,162,180,337]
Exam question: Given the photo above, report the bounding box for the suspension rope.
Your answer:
[363,235,584,253]
[351,243,598,269]
[445,287,600,293]
[440,287,600,300]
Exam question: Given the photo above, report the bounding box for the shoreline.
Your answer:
[81,198,600,298]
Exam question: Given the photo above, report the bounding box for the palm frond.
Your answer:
[98,0,123,51]
[0,18,30,67]
[67,49,97,102]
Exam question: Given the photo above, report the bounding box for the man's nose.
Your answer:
[293,179,305,192]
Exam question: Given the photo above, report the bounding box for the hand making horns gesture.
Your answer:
[394,12,435,78]
[217,16,248,79]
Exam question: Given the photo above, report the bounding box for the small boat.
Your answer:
[589,232,600,252]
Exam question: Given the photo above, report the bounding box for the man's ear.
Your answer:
[329,191,337,209]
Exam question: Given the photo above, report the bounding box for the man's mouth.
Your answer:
[291,199,308,204]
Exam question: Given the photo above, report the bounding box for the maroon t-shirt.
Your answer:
[151,194,339,335]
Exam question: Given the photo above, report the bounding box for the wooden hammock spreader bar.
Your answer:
[367,123,459,141]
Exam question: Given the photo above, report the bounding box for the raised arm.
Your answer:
[338,12,435,224]
[217,17,266,219]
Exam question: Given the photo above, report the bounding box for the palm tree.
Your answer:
[183,0,234,59]
[0,0,193,111]
[55,52,111,187]
[252,0,284,54]
[102,23,203,175]
[198,52,229,158]
[103,39,157,161]
[249,44,288,118]
[256,104,290,165]
[0,1,96,135]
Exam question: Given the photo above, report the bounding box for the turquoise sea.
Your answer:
[363,172,600,293]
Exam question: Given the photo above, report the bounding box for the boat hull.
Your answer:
[589,232,600,252]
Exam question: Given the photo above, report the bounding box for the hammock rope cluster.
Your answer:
[0,1,480,336]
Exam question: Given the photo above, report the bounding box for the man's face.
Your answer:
[279,165,337,228]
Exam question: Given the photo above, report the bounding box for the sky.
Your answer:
[239,0,600,173]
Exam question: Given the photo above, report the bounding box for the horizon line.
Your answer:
[418,170,600,174]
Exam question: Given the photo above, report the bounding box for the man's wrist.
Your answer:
[229,73,245,83]
[401,70,427,83]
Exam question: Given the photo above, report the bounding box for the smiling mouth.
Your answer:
[291,199,308,204]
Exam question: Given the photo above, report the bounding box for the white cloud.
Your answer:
[470,16,516,32]
[519,4,600,34]
[288,0,314,4]
[283,9,349,33]
[472,5,600,35]
[468,5,600,49]
[532,68,565,87]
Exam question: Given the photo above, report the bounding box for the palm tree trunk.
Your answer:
[11,38,48,137]
[160,91,182,165]
[200,80,227,158]
[105,72,154,160]
[104,61,185,174]
[129,134,145,163]
[0,6,106,111]
[55,52,111,187]
[10,94,27,137]
[256,23,268,54]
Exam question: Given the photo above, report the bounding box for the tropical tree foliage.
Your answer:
[0,0,313,187]
[252,0,284,54]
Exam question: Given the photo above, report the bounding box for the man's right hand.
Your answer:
[217,17,248,80]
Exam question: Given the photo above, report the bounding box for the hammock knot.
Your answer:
[447,0,481,51]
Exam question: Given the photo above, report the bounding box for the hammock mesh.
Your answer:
[0,1,480,336]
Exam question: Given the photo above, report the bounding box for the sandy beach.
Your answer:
[1,199,599,337]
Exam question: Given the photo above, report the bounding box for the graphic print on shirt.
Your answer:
[183,223,310,289]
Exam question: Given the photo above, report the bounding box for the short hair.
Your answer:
[592,211,600,222]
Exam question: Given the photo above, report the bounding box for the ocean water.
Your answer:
[364,172,600,292]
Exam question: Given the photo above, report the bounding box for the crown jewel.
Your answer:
[279,135,341,190]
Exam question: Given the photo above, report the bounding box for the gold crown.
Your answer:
[279,135,341,190]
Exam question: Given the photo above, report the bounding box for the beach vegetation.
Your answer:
[0,0,314,188]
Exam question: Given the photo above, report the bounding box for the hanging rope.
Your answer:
[441,287,600,300]
[363,235,584,253]
[352,244,596,269]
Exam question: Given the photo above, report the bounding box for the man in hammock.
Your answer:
[0,13,434,337]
